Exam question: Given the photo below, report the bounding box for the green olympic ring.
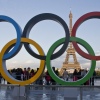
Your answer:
[46,37,96,85]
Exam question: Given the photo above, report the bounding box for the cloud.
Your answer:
[11,61,18,64]
[96,61,100,68]
[25,60,34,64]
[82,62,90,67]
[6,50,100,70]
[95,51,100,55]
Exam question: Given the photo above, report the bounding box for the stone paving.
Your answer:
[0,85,100,100]
[0,79,100,100]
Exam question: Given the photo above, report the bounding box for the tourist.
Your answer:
[23,68,27,80]
[81,69,87,85]
[45,71,51,85]
[62,69,68,81]
[90,70,96,86]
[77,68,81,79]
[30,69,35,78]
[73,69,78,81]
[27,67,31,80]
[11,69,16,79]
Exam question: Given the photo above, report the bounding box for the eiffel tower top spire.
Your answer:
[69,10,73,48]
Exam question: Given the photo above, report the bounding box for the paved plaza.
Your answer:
[0,79,100,100]
[0,85,100,100]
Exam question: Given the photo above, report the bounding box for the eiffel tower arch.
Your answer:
[60,11,81,76]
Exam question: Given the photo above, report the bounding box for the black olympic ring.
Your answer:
[22,13,70,60]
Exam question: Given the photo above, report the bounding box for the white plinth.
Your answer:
[19,86,25,96]
[12,86,25,97]
[63,87,78,99]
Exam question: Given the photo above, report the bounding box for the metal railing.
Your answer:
[0,84,100,100]
[0,75,100,100]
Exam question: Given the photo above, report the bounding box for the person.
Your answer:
[81,69,87,78]
[30,69,35,78]
[45,71,51,85]
[26,67,31,80]
[90,70,96,86]
[73,69,78,81]
[16,68,21,80]
[81,69,87,85]
[85,70,90,85]
[23,68,27,80]
[11,69,16,79]
[21,70,24,81]
[55,69,59,77]
[62,69,68,81]
[77,69,81,79]
[35,68,40,84]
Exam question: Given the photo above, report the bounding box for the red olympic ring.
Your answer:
[72,12,100,60]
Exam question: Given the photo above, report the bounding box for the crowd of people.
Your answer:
[0,67,96,86]
[72,68,96,85]
[0,67,59,85]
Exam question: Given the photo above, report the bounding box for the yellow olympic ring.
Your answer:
[0,38,45,86]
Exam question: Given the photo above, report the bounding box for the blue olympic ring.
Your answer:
[0,15,22,60]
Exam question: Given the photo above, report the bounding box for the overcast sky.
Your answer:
[0,0,100,70]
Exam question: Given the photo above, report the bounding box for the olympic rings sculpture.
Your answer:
[0,12,99,86]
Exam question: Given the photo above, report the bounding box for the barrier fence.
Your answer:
[0,84,100,100]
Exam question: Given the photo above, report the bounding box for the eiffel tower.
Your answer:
[60,11,81,76]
